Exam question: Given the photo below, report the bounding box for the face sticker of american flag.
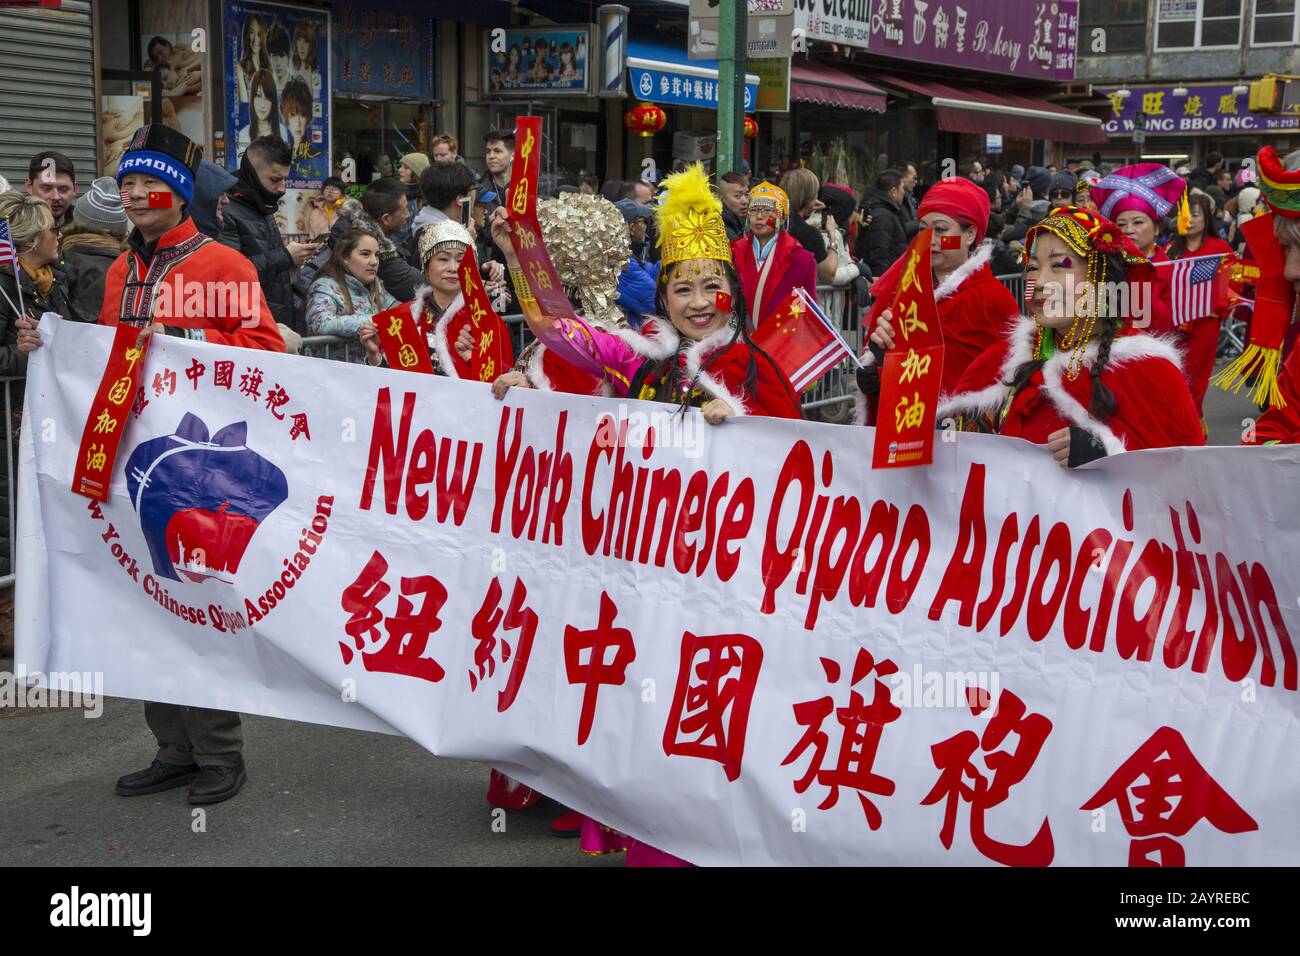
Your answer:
[120,189,133,210]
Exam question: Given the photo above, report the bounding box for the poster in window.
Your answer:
[485,26,591,96]
[223,0,330,238]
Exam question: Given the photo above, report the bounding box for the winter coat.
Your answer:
[61,231,124,325]
[855,186,909,278]
[304,273,399,343]
[0,259,74,378]
[618,256,659,326]
[296,197,424,306]
[219,164,298,332]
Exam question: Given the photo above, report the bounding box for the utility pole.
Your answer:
[717,0,747,174]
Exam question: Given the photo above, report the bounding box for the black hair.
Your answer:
[28,149,75,183]
[323,176,346,192]
[875,169,903,192]
[617,181,638,201]
[647,260,803,418]
[1007,248,1129,422]
[420,161,477,210]
[266,23,291,58]
[279,75,312,121]
[1167,192,1217,258]
[1206,151,1223,169]
[484,129,516,150]
[362,176,407,221]
[246,134,291,168]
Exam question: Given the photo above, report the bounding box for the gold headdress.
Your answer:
[656,162,732,268]
[748,181,789,219]
[418,219,474,269]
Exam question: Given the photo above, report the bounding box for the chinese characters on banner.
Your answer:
[371,301,435,373]
[457,246,514,384]
[873,228,944,469]
[20,316,1298,866]
[505,117,579,323]
[333,1,432,99]
[72,324,152,500]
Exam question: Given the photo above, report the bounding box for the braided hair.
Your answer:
[1007,250,1128,421]
[649,259,804,417]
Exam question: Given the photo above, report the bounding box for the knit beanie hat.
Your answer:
[73,177,130,236]
[400,152,431,179]
[114,125,203,205]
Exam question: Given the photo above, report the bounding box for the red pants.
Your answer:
[1179,316,1220,418]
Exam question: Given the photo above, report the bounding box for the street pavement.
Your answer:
[0,373,1261,866]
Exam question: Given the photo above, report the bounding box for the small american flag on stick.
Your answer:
[0,219,15,267]
[1155,254,1225,326]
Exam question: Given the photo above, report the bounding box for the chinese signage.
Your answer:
[793,0,872,48]
[860,0,1078,80]
[485,26,592,96]
[751,56,791,112]
[223,0,330,238]
[630,61,758,111]
[1097,84,1300,137]
[22,317,1299,866]
[333,1,431,98]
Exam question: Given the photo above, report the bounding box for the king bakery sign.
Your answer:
[87,356,331,637]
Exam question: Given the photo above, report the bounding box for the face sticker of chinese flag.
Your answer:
[457,246,514,383]
[872,227,945,470]
[72,323,153,500]
[372,301,434,374]
[147,191,172,209]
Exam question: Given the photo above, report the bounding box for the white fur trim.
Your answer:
[610,317,678,361]
[934,241,993,303]
[936,312,1034,420]
[525,342,554,391]
[853,380,869,426]
[684,325,749,417]
[1039,358,1125,456]
[430,291,465,380]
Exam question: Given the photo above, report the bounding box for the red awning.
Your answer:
[873,74,1109,145]
[791,60,887,113]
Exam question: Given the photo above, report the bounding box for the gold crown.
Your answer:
[749,181,789,219]
[655,162,732,268]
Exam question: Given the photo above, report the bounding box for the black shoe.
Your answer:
[115,759,200,796]
[187,762,248,805]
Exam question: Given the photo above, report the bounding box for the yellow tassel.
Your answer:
[1211,344,1287,409]
[1176,191,1190,236]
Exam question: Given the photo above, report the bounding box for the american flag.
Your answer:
[1157,254,1224,326]
[0,219,14,267]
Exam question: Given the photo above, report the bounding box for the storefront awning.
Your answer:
[874,74,1109,145]
[627,40,759,112]
[791,60,886,113]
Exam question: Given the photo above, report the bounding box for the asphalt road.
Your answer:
[0,377,1261,867]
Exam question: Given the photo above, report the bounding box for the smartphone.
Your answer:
[459,195,473,228]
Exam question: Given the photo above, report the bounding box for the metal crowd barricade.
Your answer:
[1,378,16,587]
[295,273,1030,419]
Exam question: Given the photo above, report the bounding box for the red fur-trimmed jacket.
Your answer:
[855,242,1021,425]
[938,315,1206,455]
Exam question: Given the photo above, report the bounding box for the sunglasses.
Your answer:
[1048,190,1072,200]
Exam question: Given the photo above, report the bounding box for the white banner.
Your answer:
[18,318,1300,866]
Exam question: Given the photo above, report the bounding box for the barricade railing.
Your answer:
[300,273,1030,418]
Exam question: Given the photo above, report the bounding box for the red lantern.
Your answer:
[743,116,758,139]
[625,102,667,138]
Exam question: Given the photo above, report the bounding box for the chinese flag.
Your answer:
[872,227,944,470]
[751,289,854,392]
[457,246,514,383]
[147,191,172,208]
[372,302,435,374]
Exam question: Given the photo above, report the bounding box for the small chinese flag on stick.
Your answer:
[872,227,945,469]
[751,288,859,392]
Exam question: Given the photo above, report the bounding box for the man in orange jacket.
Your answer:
[18,124,283,805]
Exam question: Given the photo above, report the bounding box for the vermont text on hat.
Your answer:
[119,155,191,187]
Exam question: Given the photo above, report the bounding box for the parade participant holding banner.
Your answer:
[730,181,817,328]
[493,162,801,423]
[17,125,284,806]
[359,219,476,374]
[1235,147,1300,445]
[856,176,1020,424]
[936,206,1204,468]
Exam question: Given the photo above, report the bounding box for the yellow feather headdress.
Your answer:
[655,162,733,268]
